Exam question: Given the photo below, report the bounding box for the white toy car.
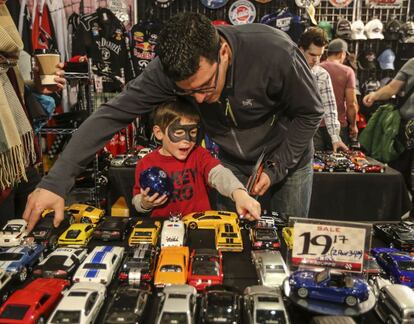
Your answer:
[251,250,289,287]
[244,285,290,324]
[73,245,124,286]
[137,148,153,159]
[156,284,197,324]
[160,217,186,247]
[0,219,28,247]
[47,282,106,324]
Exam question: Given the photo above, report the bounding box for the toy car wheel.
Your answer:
[37,316,45,324]
[297,287,308,298]
[49,235,58,251]
[345,295,358,307]
[19,267,27,282]
[189,222,198,230]
[1,291,9,303]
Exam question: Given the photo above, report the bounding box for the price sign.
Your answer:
[365,0,402,8]
[290,218,371,273]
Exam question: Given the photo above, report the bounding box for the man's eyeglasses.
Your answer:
[175,51,221,96]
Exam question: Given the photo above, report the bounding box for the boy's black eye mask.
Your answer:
[167,119,199,143]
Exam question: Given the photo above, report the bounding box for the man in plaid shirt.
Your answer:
[299,28,348,152]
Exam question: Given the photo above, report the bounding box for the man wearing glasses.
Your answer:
[23,12,323,230]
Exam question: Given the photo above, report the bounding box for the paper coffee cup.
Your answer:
[35,53,60,85]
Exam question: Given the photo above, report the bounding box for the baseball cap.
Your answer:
[384,19,402,40]
[154,0,174,8]
[357,50,377,71]
[351,20,367,40]
[319,20,333,40]
[327,38,348,53]
[364,19,384,39]
[228,0,256,25]
[201,0,229,9]
[377,48,395,70]
[400,21,414,43]
[336,19,352,40]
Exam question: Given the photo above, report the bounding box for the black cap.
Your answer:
[336,19,352,40]
[384,19,402,41]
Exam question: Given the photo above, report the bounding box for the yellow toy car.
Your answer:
[282,227,294,250]
[58,223,95,246]
[182,210,239,230]
[215,223,243,252]
[67,203,105,224]
[154,246,189,288]
[128,218,161,246]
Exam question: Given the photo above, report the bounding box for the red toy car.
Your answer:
[188,249,223,291]
[0,278,69,323]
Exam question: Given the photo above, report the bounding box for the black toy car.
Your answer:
[29,210,72,252]
[200,285,242,324]
[118,244,158,284]
[93,217,131,241]
[250,224,280,250]
[0,270,16,304]
[123,155,140,167]
[374,223,414,251]
[103,284,152,324]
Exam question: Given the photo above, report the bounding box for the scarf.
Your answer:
[0,5,36,190]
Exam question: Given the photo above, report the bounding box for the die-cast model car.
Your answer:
[0,278,69,324]
[29,212,72,252]
[92,217,131,241]
[243,285,290,324]
[137,148,153,159]
[368,276,391,298]
[156,284,197,324]
[118,244,158,284]
[182,210,239,230]
[0,270,15,304]
[364,252,382,278]
[67,203,105,224]
[0,219,28,247]
[47,282,106,324]
[160,217,186,247]
[58,223,95,246]
[128,219,161,246]
[103,284,152,324]
[374,223,414,251]
[110,154,134,167]
[73,245,124,286]
[282,227,294,250]
[371,247,414,288]
[33,247,88,279]
[0,244,44,282]
[200,285,242,324]
[252,250,289,287]
[250,222,280,250]
[215,223,243,252]
[375,284,414,324]
[313,159,326,172]
[154,246,189,288]
[123,154,141,167]
[188,249,223,291]
[288,269,369,306]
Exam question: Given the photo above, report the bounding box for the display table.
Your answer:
[108,166,411,221]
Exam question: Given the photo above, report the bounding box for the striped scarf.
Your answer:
[0,5,35,190]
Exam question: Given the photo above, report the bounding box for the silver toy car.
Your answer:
[251,250,289,287]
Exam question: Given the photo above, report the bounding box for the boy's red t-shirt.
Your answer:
[133,146,220,218]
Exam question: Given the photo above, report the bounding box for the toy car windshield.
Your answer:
[160,265,182,272]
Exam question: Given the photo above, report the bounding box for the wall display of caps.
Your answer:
[336,18,352,40]
[228,0,257,25]
[200,0,229,9]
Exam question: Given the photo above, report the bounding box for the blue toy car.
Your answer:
[288,269,369,306]
[371,247,414,288]
[0,244,44,282]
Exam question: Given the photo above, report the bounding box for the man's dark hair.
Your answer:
[298,27,328,51]
[153,98,200,132]
[157,12,220,81]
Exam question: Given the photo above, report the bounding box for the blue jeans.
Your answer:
[215,160,313,218]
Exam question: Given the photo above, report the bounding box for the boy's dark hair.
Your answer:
[153,98,200,132]
[298,27,329,51]
[157,12,220,81]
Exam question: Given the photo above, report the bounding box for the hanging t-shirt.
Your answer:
[31,0,58,51]
[130,20,161,76]
[72,7,134,92]
[67,12,80,58]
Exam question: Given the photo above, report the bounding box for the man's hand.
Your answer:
[34,62,66,94]
[22,188,65,232]
[332,140,348,152]
[348,125,359,139]
[363,92,377,107]
[251,172,271,196]
[232,189,261,221]
[140,188,168,210]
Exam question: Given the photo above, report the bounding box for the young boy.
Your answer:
[132,98,261,221]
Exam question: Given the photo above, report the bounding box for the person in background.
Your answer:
[320,38,359,146]
[133,98,261,218]
[298,27,348,152]
[23,12,323,231]
[0,1,65,227]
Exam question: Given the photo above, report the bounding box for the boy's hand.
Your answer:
[140,188,168,210]
[232,189,261,221]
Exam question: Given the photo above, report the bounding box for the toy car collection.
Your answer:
[129,219,161,246]
[188,249,223,291]
[252,250,289,287]
[93,217,131,241]
[154,246,189,288]
[0,219,28,247]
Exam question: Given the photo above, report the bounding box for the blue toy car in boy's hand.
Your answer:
[288,268,369,307]
[140,167,173,197]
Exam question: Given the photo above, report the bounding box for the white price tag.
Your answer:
[94,75,103,93]
[291,220,369,272]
